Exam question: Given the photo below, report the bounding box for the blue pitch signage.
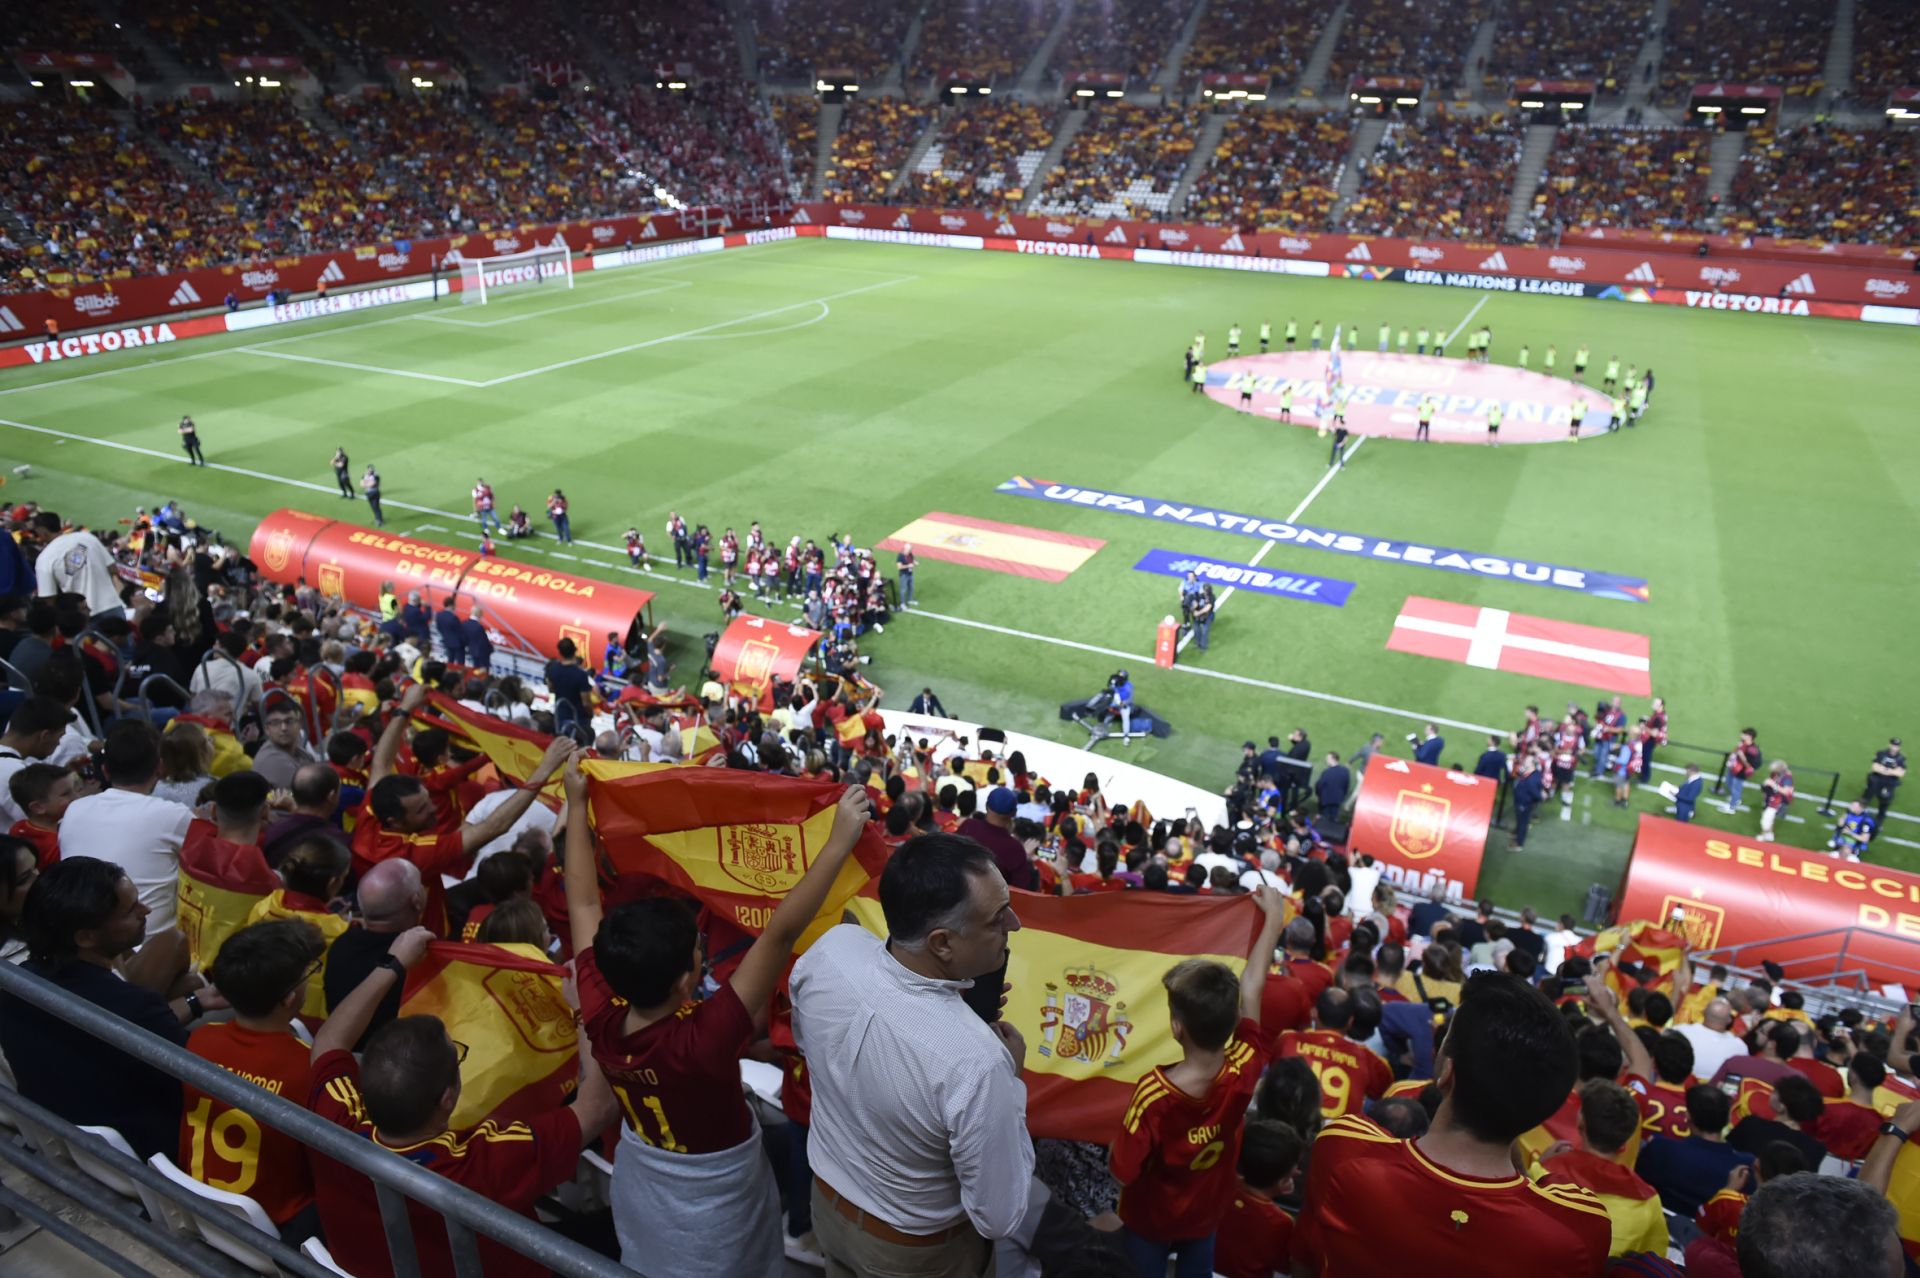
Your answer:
[1135,550,1355,607]
[997,478,1650,602]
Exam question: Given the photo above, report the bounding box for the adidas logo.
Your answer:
[791,208,811,224]
[317,260,345,284]
[168,280,202,307]
[1345,242,1372,262]
[1784,272,1816,295]
[639,220,659,238]
[1220,231,1244,252]
[1478,250,1509,271]
[1625,261,1657,284]
[0,306,21,334]
[1103,224,1127,244]
[892,213,911,229]
[995,220,1017,235]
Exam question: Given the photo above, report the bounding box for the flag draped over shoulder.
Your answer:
[416,692,562,789]
[177,833,281,968]
[167,714,248,778]
[847,889,1263,1142]
[246,890,352,1019]
[588,768,892,950]
[400,941,577,1129]
[1571,920,1687,998]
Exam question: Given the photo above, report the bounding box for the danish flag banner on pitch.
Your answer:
[1348,757,1496,899]
[1386,596,1651,695]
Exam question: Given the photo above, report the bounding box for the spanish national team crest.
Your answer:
[262,527,295,575]
[1039,966,1133,1067]
[718,822,809,894]
[733,637,781,689]
[1389,784,1451,860]
[480,961,579,1055]
[1659,895,1726,950]
[316,562,344,598]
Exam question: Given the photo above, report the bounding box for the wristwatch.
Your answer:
[1879,1122,1910,1142]
[377,955,409,980]
[184,991,203,1021]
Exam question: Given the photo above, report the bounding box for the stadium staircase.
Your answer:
[1822,0,1857,105]
[887,112,946,199]
[1458,11,1499,102]
[1296,2,1349,99]
[1153,0,1212,99]
[1168,111,1229,218]
[108,4,194,86]
[1329,116,1389,226]
[809,102,843,200]
[889,10,925,95]
[1014,1,1077,96]
[1502,123,1559,238]
[726,0,762,82]
[1623,0,1670,114]
[1704,130,1746,226]
[1017,108,1087,214]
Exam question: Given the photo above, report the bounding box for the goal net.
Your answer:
[455,238,575,305]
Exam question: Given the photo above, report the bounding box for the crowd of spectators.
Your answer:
[1030,103,1200,220]
[1324,0,1490,95]
[773,95,820,198]
[899,101,1055,216]
[1528,126,1714,235]
[1046,0,1187,81]
[911,0,1062,83]
[280,0,464,79]
[1342,113,1523,241]
[1727,125,1920,246]
[823,98,933,203]
[1658,0,1832,100]
[750,0,911,82]
[577,0,739,78]
[1479,0,1652,94]
[6,9,156,81]
[137,0,323,77]
[599,83,785,208]
[1851,0,1920,106]
[438,0,596,87]
[1185,107,1350,232]
[1183,0,1323,91]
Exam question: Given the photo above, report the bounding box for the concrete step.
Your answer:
[809,101,843,201]
[1169,110,1228,217]
[1019,106,1086,214]
[1504,121,1560,237]
[886,107,946,198]
[1330,114,1388,225]
[1155,0,1211,99]
[1457,11,1499,101]
[1298,3,1349,98]
[1705,129,1745,227]
[1822,0,1856,105]
[1015,0,1076,96]
[889,10,925,95]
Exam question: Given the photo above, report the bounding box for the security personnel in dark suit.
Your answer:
[1413,724,1445,767]
[1511,767,1545,851]
[1474,735,1509,782]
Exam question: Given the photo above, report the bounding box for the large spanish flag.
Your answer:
[1570,919,1688,999]
[176,826,281,968]
[877,513,1106,584]
[588,769,892,949]
[415,692,560,789]
[246,890,352,1020]
[847,889,1264,1142]
[399,941,577,1130]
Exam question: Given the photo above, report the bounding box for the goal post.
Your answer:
[456,238,575,305]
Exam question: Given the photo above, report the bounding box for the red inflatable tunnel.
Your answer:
[711,614,823,699]
[249,509,653,669]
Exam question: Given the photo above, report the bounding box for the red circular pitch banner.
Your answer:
[1347,756,1496,899]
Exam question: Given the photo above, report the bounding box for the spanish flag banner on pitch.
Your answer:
[588,768,892,949]
[1570,920,1687,998]
[399,941,578,1130]
[176,827,281,968]
[847,889,1263,1142]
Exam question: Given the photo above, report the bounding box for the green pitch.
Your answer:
[5,236,1917,917]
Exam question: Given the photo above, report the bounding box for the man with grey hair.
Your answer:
[320,859,425,1049]
[1673,996,1746,1081]
[1240,848,1287,891]
[1735,1173,1902,1278]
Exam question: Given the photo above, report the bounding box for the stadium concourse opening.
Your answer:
[1202,351,1620,444]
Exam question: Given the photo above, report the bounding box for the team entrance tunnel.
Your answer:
[249,509,654,670]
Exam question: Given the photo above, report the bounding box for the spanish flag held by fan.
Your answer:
[398,941,578,1129]
[1569,920,1688,1000]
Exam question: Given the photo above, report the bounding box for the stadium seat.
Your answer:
[302,1236,355,1276]
[145,1152,281,1275]
[69,1125,144,1202]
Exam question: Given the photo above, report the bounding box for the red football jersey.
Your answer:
[8,819,58,869]
[1112,1018,1272,1244]
[1292,1116,1612,1278]
[1277,1029,1394,1119]
[350,803,469,935]
[1214,1183,1293,1278]
[1260,972,1313,1034]
[1626,1074,1694,1139]
[1695,1189,1746,1243]
[307,1050,579,1278]
[182,1024,313,1224]
[1787,1056,1847,1099]
[576,945,755,1154]
[1290,959,1335,1006]
[1808,1097,1882,1160]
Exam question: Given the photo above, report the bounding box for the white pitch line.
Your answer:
[405,278,696,328]
[237,348,490,387]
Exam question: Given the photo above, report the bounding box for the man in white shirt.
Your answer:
[793,834,1033,1275]
[188,630,262,718]
[1673,997,1747,1082]
[1239,849,1288,892]
[58,719,191,937]
[1543,913,1583,974]
[30,513,124,620]
[0,697,69,827]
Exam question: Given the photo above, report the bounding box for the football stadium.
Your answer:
[0,1,1916,1275]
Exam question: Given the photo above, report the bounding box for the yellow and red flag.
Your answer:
[176,825,281,968]
[587,768,892,948]
[166,714,248,778]
[246,890,352,1019]
[1571,919,1688,999]
[415,692,560,789]
[399,940,578,1130]
[847,888,1264,1142]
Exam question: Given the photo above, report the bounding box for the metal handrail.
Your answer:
[0,655,30,694]
[191,647,259,720]
[134,673,191,721]
[0,960,628,1278]
[1691,925,1920,991]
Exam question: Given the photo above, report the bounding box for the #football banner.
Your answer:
[848,890,1264,1142]
[400,941,577,1129]
[587,768,891,945]
[1347,756,1496,899]
[1617,814,1920,987]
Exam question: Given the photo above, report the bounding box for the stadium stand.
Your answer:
[145,98,360,256]
[1185,107,1350,231]
[910,0,1062,84]
[1727,124,1920,246]
[576,0,740,78]
[1046,0,1187,81]
[5,10,157,82]
[1324,0,1491,93]
[823,98,934,203]
[1182,0,1324,90]
[1342,113,1523,241]
[899,101,1056,215]
[1528,126,1714,234]
[1479,0,1651,94]
[137,0,325,76]
[440,0,597,84]
[1657,0,1832,100]
[1851,0,1920,106]
[1029,103,1201,220]
[773,95,820,198]
[749,0,911,82]
[281,0,464,78]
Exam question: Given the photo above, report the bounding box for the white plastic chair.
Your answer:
[145,1151,279,1275]
[72,1124,142,1200]
[740,1058,787,1128]
[302,1235,355,1275]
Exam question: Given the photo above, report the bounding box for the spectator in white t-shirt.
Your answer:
[1672,997,1747,1083]
[57,720,192,937]
[1544,912,1583,974]
[30,513,124,621]
[0,698,69,828]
